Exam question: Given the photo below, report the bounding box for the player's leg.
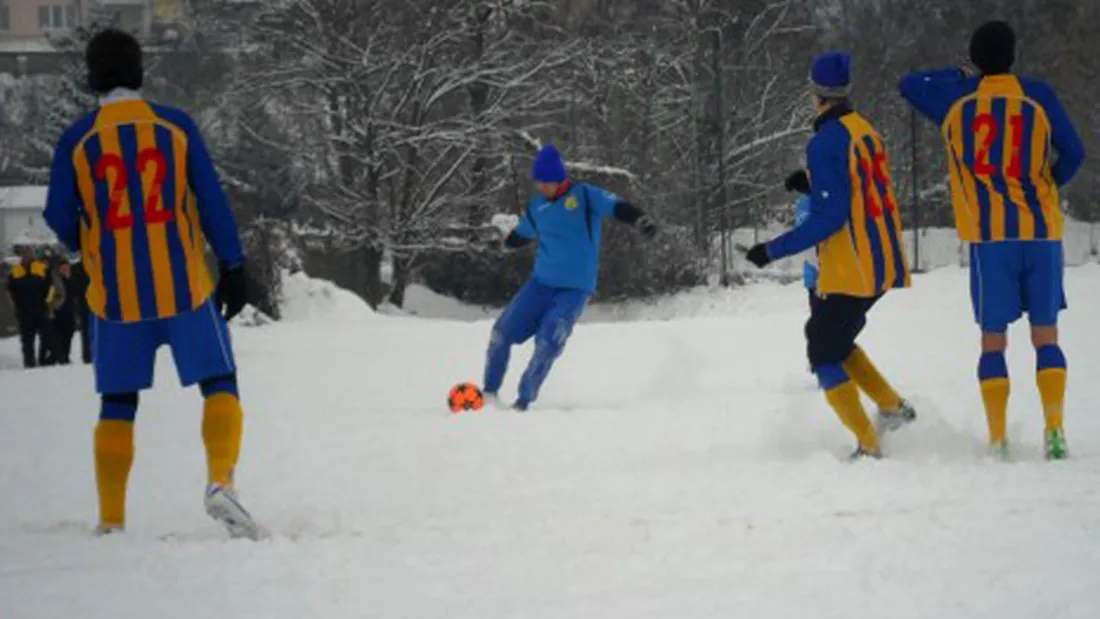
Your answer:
[18,317,36,368]
[516,289,589,410]
[91,315,161,532]
[808,295,879,456]
[484,281,554,397]
[167,300,241,484]
[1024,241,1068,459]
[840,297,914,428]
[95,392,138,533]
[969,243,1022,453]
[55,316,74,364]
[167,299,260,539]
[80,307,92,364]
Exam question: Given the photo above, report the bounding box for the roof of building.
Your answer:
[0,186,48,210]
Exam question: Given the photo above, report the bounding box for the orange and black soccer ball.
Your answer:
[448,382,485,413]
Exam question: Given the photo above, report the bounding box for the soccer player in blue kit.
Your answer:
[485,145,657,411]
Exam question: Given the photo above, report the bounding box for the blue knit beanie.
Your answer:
[531,144,567,183]
[810,52,852,98]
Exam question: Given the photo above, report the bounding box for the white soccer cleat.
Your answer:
[204,483,264,541]
[877,400,917,433]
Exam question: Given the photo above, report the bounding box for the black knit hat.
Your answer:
[970,21,1015,75]
[85,29,144,94]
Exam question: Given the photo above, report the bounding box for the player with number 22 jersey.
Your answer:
[44,29,260,538]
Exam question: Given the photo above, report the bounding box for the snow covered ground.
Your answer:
[3,267,1100,619]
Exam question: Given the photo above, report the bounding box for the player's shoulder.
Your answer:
[576,182,619,202]
[809,118,851,154]
[58,110,101,149]
[1017,75,1060,105]
[147,102,200,134]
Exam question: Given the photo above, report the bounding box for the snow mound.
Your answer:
[279,270,377,323]
[383,284,495,321]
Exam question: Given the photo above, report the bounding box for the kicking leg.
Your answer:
[515,290,589,410]
[809,296,879,456]
[484,281,552,397]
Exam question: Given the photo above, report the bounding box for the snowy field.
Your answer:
[3,267,1100,619]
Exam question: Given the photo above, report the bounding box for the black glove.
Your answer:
[216,263,248,322]
[636,215,658,239]
[784,169,810,195]
[745,243,772,268]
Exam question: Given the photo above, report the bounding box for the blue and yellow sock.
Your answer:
[96,395,138,527]
[978,353,1010,445]
[842,347,903,411]
[818,364,879,452]
[201,377,243,486]
[1036,345,1066,433]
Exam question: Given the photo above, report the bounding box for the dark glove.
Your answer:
[784,169,810,195]
[636,215,658,239]
[216,263,248,322]
[745,243,772,268]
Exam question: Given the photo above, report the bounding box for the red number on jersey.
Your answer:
[972,112,1025,180]
[95,154,132,230]
[96,148,174,231]
[858,152,896,218]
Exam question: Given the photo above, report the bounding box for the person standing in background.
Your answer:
[51,258,80,365]
[71,258,92,364]
[6,245,53,368]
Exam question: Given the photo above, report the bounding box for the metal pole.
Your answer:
[910,106,921,272]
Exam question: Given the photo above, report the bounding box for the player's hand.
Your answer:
[745,243,772,268]
[784,169,810,194]
[490,213,520,238]
[217,263,248,322]
[636,215,658,239]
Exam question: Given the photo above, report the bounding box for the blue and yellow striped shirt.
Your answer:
[768,109,910,298]
[45,93,243,323]
[900,71,1085,243]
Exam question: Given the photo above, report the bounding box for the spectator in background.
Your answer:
[6,245,53,368]
[51,258,80,364]
[71,258,92,364]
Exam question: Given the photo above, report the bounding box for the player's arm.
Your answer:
[181,116,245,267]
[898,68,967,125]
[1029,83,1086,187]
[765,133,852,261]
[587,185,657,237]
[43,132,83,252]
[501,204,537,249]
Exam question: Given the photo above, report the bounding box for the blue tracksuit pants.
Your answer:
[484,280,590,407]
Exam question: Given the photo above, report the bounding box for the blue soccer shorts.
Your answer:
[969,240,1066,333]
[90,298,237,395]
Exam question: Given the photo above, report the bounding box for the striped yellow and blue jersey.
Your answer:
[767,108,910,298]
[45,92,243,323]
[900,71,1085,243]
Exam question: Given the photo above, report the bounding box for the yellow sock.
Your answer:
[825,381,879,452]
[202,393,243,486]
[1037,368,1066,432]
[980,378,1010,444]
[842,347,903,411]
[94,420,134,527]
